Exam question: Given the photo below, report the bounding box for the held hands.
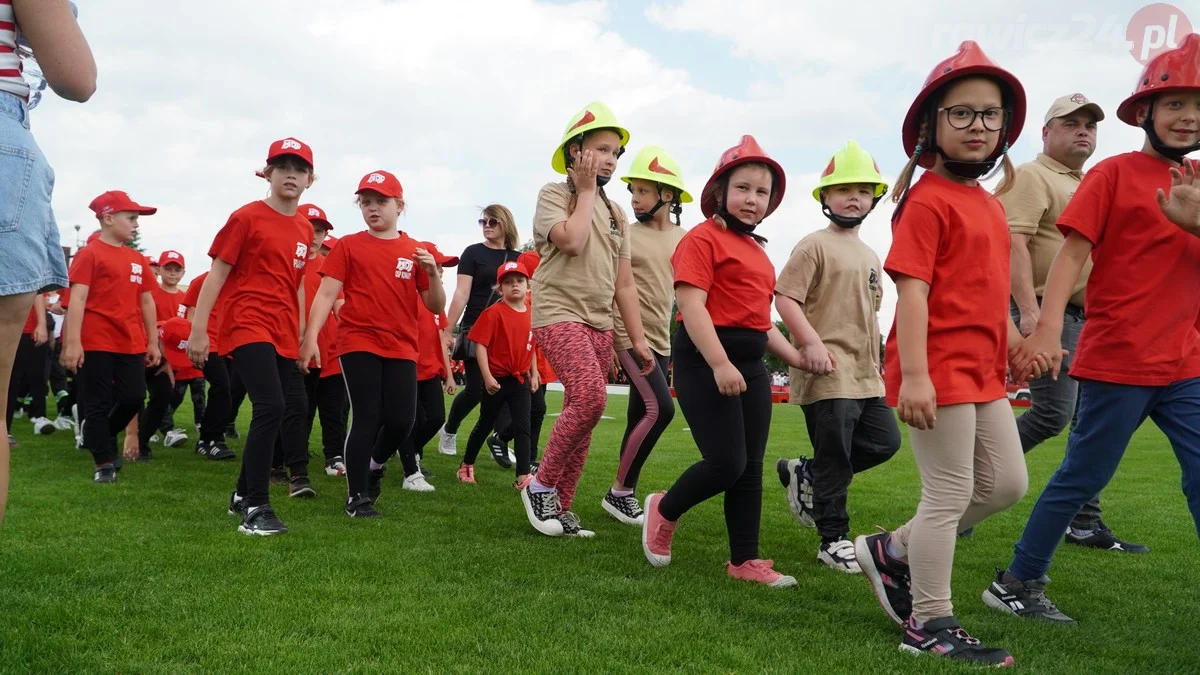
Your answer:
[897,374,937,430]
[713,361,747,397]
[412,248,438,276]
[298,339,320,374]
[567,149,599,192]
[800,342,836,375]
[484,375,501,395]
[1156,160,1200,237]
[1008,328,1064,383]
[186,331,209,370]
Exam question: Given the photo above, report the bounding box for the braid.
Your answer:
[566,175,578,215]
[892,119,929,206]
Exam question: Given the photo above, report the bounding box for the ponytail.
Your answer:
[992,154,1017,198]
[891,119,929,206]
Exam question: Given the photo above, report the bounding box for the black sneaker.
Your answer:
[368,467,386,503]
[238,505,288,536]
[227,492,246,517]
[1065,525,1149,554]
[93,464,117,484]
[900,616,1014,667]
[855,529,912,624]
[521,485,565,536]
[487,434,513,469]
[345,494,381,518]
[601,490,644,526]
[224,424,240,440]
[982,569,1075,623]
[557,510,595,538]
[197,440,237,461]
[529,460,540,474]
[776,457,815,528]
[270,468,289,485]
[958,527,975,538]
[289,475,316,499]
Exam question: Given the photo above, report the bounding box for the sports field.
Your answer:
[1,393,1195,673]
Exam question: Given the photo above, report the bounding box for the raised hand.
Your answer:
[1156,160,1200,237]
[567,149,599,192]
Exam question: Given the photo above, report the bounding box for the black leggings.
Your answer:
[464,376,532,476]
[271,365,310,478]
[617,349,674,491]
[228,357,247,427]
[443,358,484,435]
[7,334,48,425]
[341,352,418,497]
[659,326,771,565]
[138,367,173,452]
[163,378,205,432]
[78,351,146,466]
[231,343,295,507]
[399,377,446,460]
[496,385,547,462]
[304,370,347,462]
[199,353,232,443]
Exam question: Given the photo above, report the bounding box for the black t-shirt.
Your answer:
[458,243,518,327]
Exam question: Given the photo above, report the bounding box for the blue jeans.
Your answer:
[0,92,68,296]
[1009,378,1200,580]
[1011,301,1101,528]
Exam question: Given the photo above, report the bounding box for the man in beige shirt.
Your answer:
[1001,94,1145,553]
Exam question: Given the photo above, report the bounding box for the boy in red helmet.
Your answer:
[992,33,1200,623]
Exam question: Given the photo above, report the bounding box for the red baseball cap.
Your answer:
[421,241,459,268]
[517,250,541,274]
[300,204,333,231]
[88,191,157,218]
[158,318,193,371]
[266,137,314,168]
[321,234,339,252]
[145,255,157,268]
[496,260,530,284]
[86,230,101,245]
[356,170,403,199]
[158,250,186,268]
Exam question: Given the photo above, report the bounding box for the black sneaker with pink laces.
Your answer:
[900,616,1014,667]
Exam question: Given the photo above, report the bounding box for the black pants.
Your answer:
[342,352,418,497]
[801,397,901,541]
[138,367,174,453]
[78,351,146,466]
[303,369,347,462]
[48,341,69,398]
[7,334,48,426]
[228,357,247,429]
[617,349,674,491]
[497,385,547,462]
[270,365,310,477]
[163,378,205,432]
[399,377,446,461]
[231,343,295,507]
[443,358,484,434]
[200,353,232,444]
[464,376,532,476]
[659,326,770,565]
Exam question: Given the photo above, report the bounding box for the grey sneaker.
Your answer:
[982,569,1075,624]
[776,457,815,528]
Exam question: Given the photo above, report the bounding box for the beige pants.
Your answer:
[891,399,1028,622]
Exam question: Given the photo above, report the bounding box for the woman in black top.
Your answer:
[439,204,520,457]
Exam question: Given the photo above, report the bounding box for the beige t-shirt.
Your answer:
[614,223,686,354]
[775,229,885,405]
[532,182,631,331]
[999,152,1091,308]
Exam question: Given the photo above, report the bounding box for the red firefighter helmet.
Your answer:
[902,41,1026,168]
[700,135,787,219]
[1117,33,1200,126]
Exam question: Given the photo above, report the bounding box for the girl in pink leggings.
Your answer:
[520,101,655,538]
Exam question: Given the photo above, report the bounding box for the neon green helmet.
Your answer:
[551,101,631,175]
[811,140,888,201]
[620,146,693,203]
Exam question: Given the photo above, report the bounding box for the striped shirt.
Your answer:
[0,0,29,100]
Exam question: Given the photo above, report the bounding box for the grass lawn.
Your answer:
[1,392,1197,673]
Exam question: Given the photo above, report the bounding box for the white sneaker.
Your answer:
[437,426,457,456]
[52,416,74,431]
[164,429,189,447]
[325,457,346,477]
[32,417,56,435]
[149,433,161,444]
[402,472,435,492]
[818,538,862,574]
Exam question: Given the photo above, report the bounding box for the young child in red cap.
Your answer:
[182,270,235,461]
[301,170,445,518]
[187,137,316,536]
[149,249,195,449]
[62,191,162,483]
[457,260,538,489]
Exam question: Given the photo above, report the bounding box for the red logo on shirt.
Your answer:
[293,242,309,269]
[396,257,414,280]
[130,263,143,284]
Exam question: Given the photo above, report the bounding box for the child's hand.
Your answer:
[1011,328,1063,382]
[484,376,501,395]
[632,341,656,376]
[298,340,320,374]
[443,378,457,395]
[801,342,835,375]
[413,248,438,275]
[1157,160,1200,237]
[529,372,540,393]
[898,374,937,430]
[186,331,209,369]
[146,342,162,368]
[123,438,140,462]
[60,342,83,373]
[33,325,48,346]
[713,361,746,397]
[567,149,599,193]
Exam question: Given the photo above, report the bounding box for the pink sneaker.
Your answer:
[726,559,797,588]
[457,464,476,484]
[642,492,676,567]
[513,474,533,491]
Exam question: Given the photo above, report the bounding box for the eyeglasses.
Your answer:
[478,217,501,228]
[937,105,1010,131]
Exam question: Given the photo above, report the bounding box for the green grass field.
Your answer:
[1,392,1197,673]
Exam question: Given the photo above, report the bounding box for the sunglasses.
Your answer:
[478,217,502,228]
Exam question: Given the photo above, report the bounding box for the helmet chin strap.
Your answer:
[1140,102,1200,162]
[717,182,769,244]
[929,119,1009,180]
[634,200,664,223]
[820,193,885,228]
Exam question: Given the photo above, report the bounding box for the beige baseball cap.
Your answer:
[1044,93,1105,124]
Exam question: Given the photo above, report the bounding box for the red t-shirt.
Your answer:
[68,240,154,354]
[158,317,203,380]
[182,272,226,354]
[469,301,533,379]
[320,231,430,361]
[416,305,450,381]
[302,255,344,376]
[1058,152,1200,385]
[208,201,313,359]
[671,218,775,331]
[883,171,1009,406]
[151,285,184,322]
